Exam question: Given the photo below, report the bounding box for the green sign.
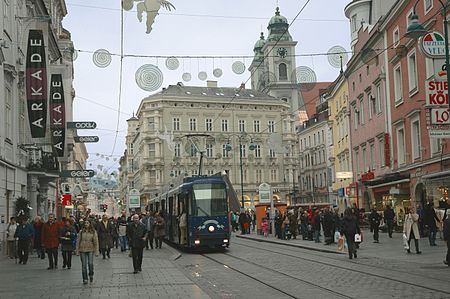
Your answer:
[128,189,140,208]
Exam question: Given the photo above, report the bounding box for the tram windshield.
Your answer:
[191,183,227,216]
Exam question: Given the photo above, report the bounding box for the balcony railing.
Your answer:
[27,150,59,173]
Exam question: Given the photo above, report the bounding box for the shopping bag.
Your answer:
[337,236,345,253]
[334,231,341,243]
[354,234,362,243]
[402,233,409,250]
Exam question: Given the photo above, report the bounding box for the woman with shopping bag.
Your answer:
[403,207,422,254]
[340,208,361,259]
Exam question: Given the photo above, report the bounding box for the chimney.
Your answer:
[207,80,218,88]
[240,82,246,90]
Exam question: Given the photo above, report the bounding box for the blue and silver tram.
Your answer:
[151,176,230,249]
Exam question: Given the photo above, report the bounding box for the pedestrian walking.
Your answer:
[111,217,119,249]
[424,201,440,246]
[154,212,165,248]
[33,216,45,259]
[142,212,155,249]
[59,219,76,269]
[126,214,147,273]
[6,217,17,260]
[322,208,333,245]
[443,210,450,266]
[41,213,60,269]
[75,219,99,284]
[178,209,187,245]
[384,205,395,238]
[14,217,35,264]
[340,208,360,259]
[313,210,321,243]
[369,209,382,243]
[403,207,422,254]
[97,214,113,259]
[118,215,128,252]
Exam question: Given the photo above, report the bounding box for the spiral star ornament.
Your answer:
[165,57,180,70]
[232,61,246,74]
[93,49,112,68]
[135,64,164,92]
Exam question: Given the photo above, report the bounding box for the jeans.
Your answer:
[62,250,73,268]
[428,228,437,246]
[119,236,128,251]
[80,252,94,282]
[46,248,58,268]
[18,238,30,263]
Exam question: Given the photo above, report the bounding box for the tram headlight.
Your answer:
[208,225,215,232]
[194,240,200,245]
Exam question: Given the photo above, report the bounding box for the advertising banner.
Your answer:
[49,74,66,156]
[26,30,47,138]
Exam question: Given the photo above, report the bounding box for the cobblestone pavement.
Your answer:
[0,246,209,299]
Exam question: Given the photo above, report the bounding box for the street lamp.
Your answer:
[407,0,450,113]
[225,133,255,209]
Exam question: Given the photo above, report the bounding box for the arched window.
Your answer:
[279,63,287,80]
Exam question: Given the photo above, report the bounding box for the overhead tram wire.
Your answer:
[211,0,313,125]
[110,4,125,157]
[75,96,132,116]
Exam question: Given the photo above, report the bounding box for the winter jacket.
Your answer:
[384,208,395,222]
[369,211,382,227]
[340,215,360,238]
[6,223,17,241]
[59,226,77,251]
[126,222,147,249]
[76,230,99,254]
[154,216,166,238]
[41,222,60,249]
[97,221,114,249]
[443,217,450,241]
[14,223,35,240]
[403,213,420,240]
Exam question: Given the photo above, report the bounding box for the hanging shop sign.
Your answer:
[258,183,272,203]
[425,80,450,137]
[384,133,391,167]
[49,74,66,157]
[26,30,47,138]
[74,136,99,143]
[128,189,141,208]
[67,121,97,129]
[60,170,95,178]
[420,31,447,58]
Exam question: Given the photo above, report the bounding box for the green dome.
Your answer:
[253,32,266,51]
[267,7,292,42]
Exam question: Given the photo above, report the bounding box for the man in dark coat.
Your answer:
[322,209,333,245]
[127,214,147,273]
[341,208,361,259]
[384,205,395,238]
[369,209,382,243]
[424,202,440,246]
[14,217,35,265]
[97,214,114,259]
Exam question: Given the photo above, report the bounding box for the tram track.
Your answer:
[231,239,450,296]
[200,253,352,299]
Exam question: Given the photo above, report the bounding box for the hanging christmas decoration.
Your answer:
[93,49,112,68]
[182,72,192,82]
[165,57,179,70]
[213,68,223,78]
[232,61,245,74]
[121,0,133,11]
[198,71,207,81]
[134,0,176,34]
[327,45,348,69]
[135,64,164,91]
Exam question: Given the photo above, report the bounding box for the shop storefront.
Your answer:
[422,170,450,208]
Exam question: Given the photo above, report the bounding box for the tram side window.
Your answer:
[191,184,227,216]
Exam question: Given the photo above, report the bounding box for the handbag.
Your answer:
[354,233,362,243]
[402,233,409,250]
[337,236,345,252]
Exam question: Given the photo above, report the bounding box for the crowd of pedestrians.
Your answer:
[4,210,171,284]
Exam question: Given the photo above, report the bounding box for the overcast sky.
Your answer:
[62,0,351,174]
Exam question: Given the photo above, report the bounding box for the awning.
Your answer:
[422,170,450,180]
[367,178,410,189]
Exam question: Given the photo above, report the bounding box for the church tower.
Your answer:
[258,7,303,113]
[249,32,266,90]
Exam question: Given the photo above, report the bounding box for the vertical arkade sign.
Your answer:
[26,30,47,138]
[49,74,65,157]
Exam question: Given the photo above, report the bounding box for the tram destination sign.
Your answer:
[74,136,99,143]
[60,170,95,178]
[67,121,97,129]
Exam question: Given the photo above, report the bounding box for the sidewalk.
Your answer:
[0,245,209,299]
[236,229,448,264]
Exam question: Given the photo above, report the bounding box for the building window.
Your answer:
[379,137,385,167]
[376,84,382,114]
[240,144,246,158]
[370,143,375,170]
[394,64,403,104]
[148,117,155,130]
[369,92,375,120]
[430,137,442,156]
[355,150,360,175]
[362,147,367,172]
[254,144,261,158]
[411,119,421,160]
[206,144,213,158]
[253,120,260,133]
[408,50,418,93]
[406,9,414,27]
[4,77,12,141]
[271,169,277,182]
[190,144,198,157]
[397,127,405,165]
[174,143,181,157]
[268,120,275,133]
[351,15,357,32]
[205,119,213,131]
[269,149,276,158]
[243,169,248,183]
[393,27,400,47]
[221,119,229,132]
[424,0,433,14]
[238,120,245,132]
[172,117,180,131]
[222,144,229,158]
[279,63,287,80]
[149,143,155,158]
[360,98,365,125]
[189,118,197,131]
[256,169,262,183]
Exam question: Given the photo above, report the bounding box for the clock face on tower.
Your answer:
[277,47,287,58]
